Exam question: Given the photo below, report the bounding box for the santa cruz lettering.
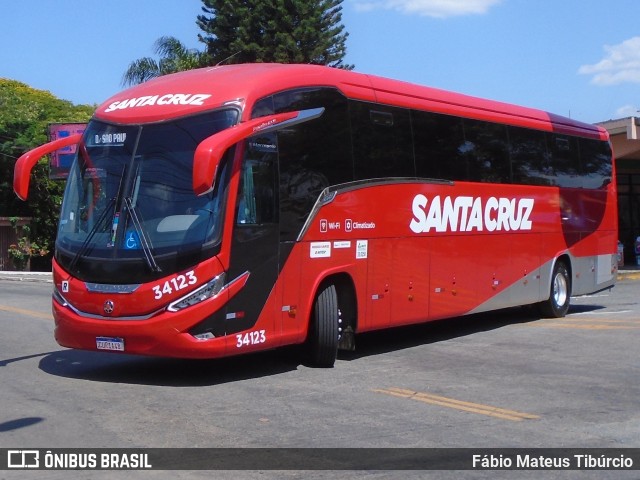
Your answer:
[410,194,534,233]
[104,93,212,112]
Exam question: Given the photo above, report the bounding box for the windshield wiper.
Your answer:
[68,198,115,273]
[123,197,161,273]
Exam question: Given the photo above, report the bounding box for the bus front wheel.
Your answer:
[307,283,340,368]
[539,261,571,318]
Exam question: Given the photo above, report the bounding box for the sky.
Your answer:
[1,0,639,124]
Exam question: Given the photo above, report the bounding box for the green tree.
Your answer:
[122,0,352,86]
[0,79,94,268]
[122,36,207,86]
[197,0,351,68]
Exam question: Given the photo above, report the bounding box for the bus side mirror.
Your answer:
[14,134,82,200]
[193,108,324,196]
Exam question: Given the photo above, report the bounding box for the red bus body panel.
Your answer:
[43,64,616,359]
[52,179,617,358]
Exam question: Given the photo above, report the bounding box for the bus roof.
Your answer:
[95,63,608,140]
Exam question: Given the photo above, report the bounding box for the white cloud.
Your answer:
[578,36,640,86]
[353,0,502,18]
[615,105,639,118]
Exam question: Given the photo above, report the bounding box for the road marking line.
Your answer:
[619,273,640,281]
[0,304,51,320]
[521,320,638,330]
[562,316,635,322]
[571,310,632,315]
[573,294,611,299]
[373,387,539,422]
[537,323,636,330]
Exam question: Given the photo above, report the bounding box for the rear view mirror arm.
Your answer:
[193,108,324,196]
[14,134,82,200]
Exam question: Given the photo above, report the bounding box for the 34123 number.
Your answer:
[152,271,197,300]
[236,330,266,348]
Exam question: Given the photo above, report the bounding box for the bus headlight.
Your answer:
[167,273,226,312]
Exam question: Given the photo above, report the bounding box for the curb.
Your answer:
[619,271,640,281]
[0,272,53,283]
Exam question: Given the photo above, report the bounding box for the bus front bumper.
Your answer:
[52,295,236,359]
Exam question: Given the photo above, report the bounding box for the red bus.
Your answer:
[14,64,617,367]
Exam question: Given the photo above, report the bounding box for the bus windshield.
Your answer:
[56,109,239,283]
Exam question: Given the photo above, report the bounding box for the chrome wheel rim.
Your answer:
[553,272,568,307]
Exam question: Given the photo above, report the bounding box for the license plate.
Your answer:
[96,336,125,351]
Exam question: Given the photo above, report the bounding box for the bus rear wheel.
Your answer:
[539,261,571,318]
[307,283,340,368]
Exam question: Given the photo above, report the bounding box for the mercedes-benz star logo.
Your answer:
[103,300,115,315]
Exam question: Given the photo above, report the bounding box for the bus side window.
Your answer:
[413,110,466,181]
[265,87,351,240]
[463,119,510,183]
[351,101,415,180]
[580,138,612,189]
[548,133,581,187]
[236,139,277,225]
[509,126,551,186]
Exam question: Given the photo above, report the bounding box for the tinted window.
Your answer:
[56,110,238,283]
[253,88,352,240]
[548,133,581,187]
[413,110,466,180]
[350,101,415,180]
[580,138,612,189]
[253,90,612,193]
[236,135,277,225]
[509,126,551,186]
[463,119,510,183]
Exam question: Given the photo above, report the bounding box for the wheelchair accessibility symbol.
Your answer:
[124,231,140,249]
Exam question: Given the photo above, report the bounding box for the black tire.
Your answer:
[539,261,571,318]
[308,283,339,368]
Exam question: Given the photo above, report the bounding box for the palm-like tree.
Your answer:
[122,36,207,86]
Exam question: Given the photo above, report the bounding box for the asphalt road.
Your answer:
[0,274,639,479]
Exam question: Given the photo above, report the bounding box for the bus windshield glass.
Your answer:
[56,108,239,283]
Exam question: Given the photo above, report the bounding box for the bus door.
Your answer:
[224,136,280,340]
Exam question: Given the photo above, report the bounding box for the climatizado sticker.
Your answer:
[410,194,534,233]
